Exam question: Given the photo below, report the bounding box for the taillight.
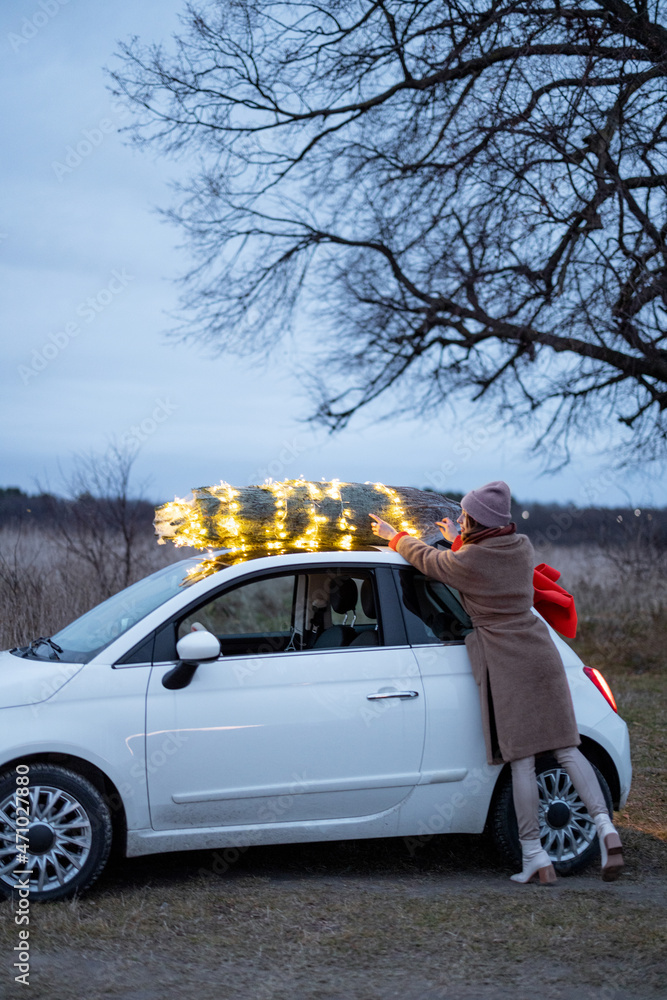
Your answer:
[583,666,618,713]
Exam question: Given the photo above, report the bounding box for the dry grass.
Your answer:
[1,860,666,999]
[0,534,665,999]
[609,672,667,843]
[559,545,667,674]
[542,545,667,844]
[0,527,187,650]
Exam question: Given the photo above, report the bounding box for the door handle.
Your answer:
[366,690,419,700]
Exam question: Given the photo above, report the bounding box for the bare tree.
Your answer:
[109,0,667,463]
[53,443,148,596]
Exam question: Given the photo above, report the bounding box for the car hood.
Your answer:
[0,650,84,709]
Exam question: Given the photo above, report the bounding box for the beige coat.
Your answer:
[396,532,580,765]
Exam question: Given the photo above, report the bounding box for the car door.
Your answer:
[145,564,426,831]
[395,567,493,817]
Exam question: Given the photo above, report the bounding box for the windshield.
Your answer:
[39,558,217,663]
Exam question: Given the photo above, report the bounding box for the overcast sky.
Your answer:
[1,0,664,510]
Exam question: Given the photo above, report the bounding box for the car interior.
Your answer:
[136,564,472,666]
[176,570,381,657]
[397,570,472,642]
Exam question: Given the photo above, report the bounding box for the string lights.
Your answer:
[155,479,459,575]
[154,477,448,563]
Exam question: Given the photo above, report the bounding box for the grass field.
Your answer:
[0,532,665,999]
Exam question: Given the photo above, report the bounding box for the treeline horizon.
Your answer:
[1,485,665,550]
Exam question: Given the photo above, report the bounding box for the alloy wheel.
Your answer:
[0,782,94,894]
[538,766,596,863]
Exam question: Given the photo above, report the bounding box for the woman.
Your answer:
[370,480,624,884]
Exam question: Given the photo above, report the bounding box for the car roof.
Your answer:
[182,546,410,579]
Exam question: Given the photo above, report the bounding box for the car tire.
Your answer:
[0,764,113,902]
[490,753,614,875]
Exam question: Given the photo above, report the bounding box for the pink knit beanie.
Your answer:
[461,480,512,527]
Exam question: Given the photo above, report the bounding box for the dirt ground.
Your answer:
[2,830,666,1000]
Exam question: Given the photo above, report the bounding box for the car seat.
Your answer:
[349,579,379,646]
[312,576,359,648]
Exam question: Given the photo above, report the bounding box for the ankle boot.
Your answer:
[510,838,557,884]
[594,813,624,881]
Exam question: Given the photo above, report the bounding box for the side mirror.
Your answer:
[161,630,221,690]
[176,631,221,662]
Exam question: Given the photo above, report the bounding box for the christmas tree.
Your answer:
[155,478,459,562]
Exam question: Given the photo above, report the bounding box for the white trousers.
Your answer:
[510,747,609,841]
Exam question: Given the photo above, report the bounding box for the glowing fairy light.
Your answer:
[373,482,416,535]
[154,477,450,570]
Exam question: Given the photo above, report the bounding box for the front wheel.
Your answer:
[0,764,113,902]
[490,754,614,875]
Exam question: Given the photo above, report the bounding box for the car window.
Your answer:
[178,574,297,655]
[302,570,381,649]
[397,569,472,644]
[174,567,382,658]
[46,557,212,663]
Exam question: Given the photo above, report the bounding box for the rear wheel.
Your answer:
[491,754,614,875]
[0,764,112,902]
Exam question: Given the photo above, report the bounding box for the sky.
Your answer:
[1,0,665,510]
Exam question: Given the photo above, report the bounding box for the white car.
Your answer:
[0,548,631,900]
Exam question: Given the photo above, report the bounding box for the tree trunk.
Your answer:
[155,480,460,558]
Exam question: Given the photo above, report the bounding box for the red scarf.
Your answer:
[459,522,517,546]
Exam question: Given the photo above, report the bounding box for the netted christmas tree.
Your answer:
[155,479,460,562]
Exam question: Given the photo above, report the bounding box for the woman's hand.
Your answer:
[435,517,460,542]
[369,513,398,541]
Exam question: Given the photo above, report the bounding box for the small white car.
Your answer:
[0,548,631,900]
